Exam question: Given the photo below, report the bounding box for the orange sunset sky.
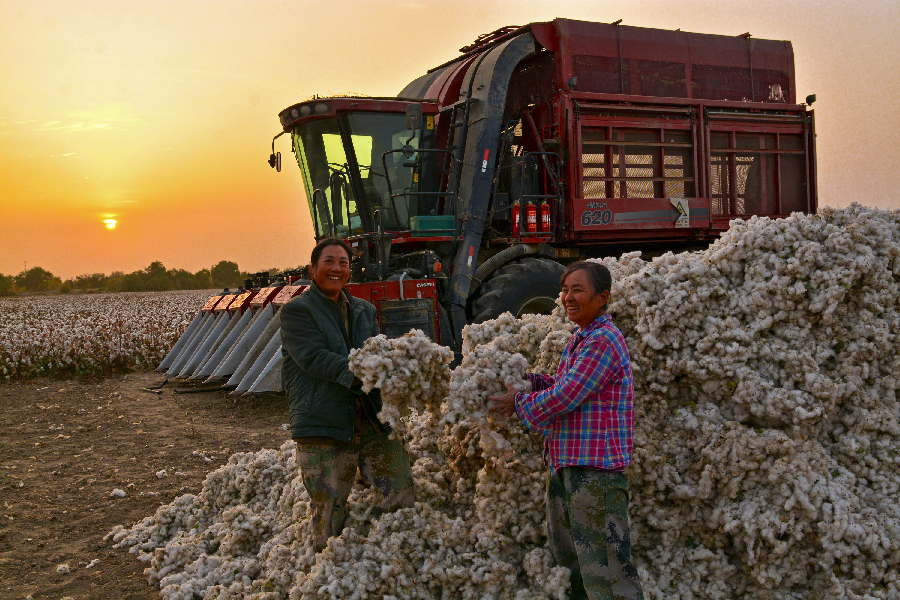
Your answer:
[2,0,898,280]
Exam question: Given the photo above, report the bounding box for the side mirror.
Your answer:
[405,104,423,131]
[268,151,282,172]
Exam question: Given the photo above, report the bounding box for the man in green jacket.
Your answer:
[281,237,415,551]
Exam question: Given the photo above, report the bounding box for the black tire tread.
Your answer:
[472,257,565,323]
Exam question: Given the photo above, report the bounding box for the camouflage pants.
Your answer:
[547,467,644,600]
[294,417,415,552]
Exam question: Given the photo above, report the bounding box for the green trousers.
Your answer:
[547,467,644,600]
[294,415,415,552]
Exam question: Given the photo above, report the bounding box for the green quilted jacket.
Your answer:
[280,283,384,442]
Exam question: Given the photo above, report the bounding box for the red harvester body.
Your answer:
[159,18,817,390]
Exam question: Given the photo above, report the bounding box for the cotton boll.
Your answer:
[349,329,453,439]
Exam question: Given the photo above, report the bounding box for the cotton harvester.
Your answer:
[159,17,817,393]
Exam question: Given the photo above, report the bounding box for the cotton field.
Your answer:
[103,204,900,600]
[0,290,212,380]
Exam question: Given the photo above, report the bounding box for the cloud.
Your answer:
[35,122,110,132]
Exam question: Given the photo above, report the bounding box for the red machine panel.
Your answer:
[346,279,442,343]
[200,295,222,313]
[531,19,796,104]
[346,279,439,303]
[572,197,709,233]
[226,290,257,315]
[249,286,283,309]
[272,285,308,307]
[213,294,238,314]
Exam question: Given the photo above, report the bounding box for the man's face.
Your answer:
[310,244,350,301]
[559,269,609,329]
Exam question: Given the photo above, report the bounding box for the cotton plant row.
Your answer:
[110,203,900,599]
[0,290,212,380]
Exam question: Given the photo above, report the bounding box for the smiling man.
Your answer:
[490,261,644,600]
[280,237,414,552]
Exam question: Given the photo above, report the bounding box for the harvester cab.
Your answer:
[273,97,454,341]
[276,99,450,260]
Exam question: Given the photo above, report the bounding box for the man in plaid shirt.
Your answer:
[491,261,644,600]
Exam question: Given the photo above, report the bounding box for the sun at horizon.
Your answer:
[103,219,117,230]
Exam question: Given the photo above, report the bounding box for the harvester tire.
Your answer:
[472,257,565,323]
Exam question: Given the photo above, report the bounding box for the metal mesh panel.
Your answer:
[781,154,806,213]
[627,180,654,198]
[710,125,808,216]
[582,147,608,197]
[624,153,654,198]
[710,153,728,214]
[664,155,686,198]
[780,134,804,150]
[692,65,751,101]
[736,154,764,214]
[735,159,752,195]
[625,153,653,171]
[580,125,694,200]
[637,60,687,97]
[583,180,607,199]
[572,54,622,95]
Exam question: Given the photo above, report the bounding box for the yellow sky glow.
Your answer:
[1,0,899,279]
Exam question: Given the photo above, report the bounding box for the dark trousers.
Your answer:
[547,467,644,600]
[295,416,414,551]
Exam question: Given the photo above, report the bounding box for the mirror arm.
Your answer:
[269,131,286,171]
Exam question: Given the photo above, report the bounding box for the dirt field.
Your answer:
[0,370,291,600]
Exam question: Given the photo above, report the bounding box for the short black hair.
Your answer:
[560,261,611,296]
[310,237,352,267]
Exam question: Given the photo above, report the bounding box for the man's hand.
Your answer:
[488,383,517,419]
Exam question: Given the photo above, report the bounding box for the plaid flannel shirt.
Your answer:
[514,314,635,474]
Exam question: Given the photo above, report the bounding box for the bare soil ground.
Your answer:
[0,370,291,600]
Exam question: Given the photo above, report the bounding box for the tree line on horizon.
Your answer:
[0,260,265,295]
